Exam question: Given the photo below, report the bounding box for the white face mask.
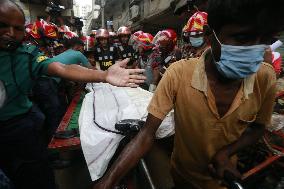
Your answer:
[0,80,7,109]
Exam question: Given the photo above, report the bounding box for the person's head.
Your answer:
[64,37,84,53]
[137,33,154,55]
[96,29,109,48]
[0,0,25,51]
[206,0,284,62]
[154,29,177,54]
[117,26,131,45]
[182,11,208,48]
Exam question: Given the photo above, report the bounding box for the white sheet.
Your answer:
[79,83,175,181]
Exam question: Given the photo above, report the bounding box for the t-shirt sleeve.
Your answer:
[147,63,181,120]
[255,67,277,126]
[75,51,91,67]
[255,84,277,126]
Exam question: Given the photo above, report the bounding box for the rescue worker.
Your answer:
[0,1,145,189]
[93,0,284,188]
[117,26,138,68]
[33,37,92,144]
[94,29,121,70]
[129,30,144,52]
[181,11,209,59]
[149,29,182,92]
[136,33,155,89]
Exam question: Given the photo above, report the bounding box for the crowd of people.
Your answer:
[0,0,284,188]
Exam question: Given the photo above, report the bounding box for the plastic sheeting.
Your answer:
[79,83,175,181]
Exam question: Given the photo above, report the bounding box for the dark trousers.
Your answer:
[33,78,66,144]
[0,106,56,189]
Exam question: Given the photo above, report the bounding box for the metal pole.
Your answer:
[139,159,156,189]
[101,0,105,28]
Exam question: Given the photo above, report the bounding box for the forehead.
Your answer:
[0,3,25,25]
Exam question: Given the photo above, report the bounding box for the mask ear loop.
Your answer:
[212,30,222,46]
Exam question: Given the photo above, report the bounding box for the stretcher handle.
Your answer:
[224,171,244,189]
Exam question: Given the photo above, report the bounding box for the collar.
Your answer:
[191,48,255,99]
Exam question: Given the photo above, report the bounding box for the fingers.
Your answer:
[128,78,145,84]
[126,83,139,88]
[129,74,146,80]
[128,68,145,74]
[117,58,130,68]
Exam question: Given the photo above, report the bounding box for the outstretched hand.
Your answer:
[106,58,146,87]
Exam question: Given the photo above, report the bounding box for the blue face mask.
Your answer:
[213,31,267,79]
[189,37,204,47]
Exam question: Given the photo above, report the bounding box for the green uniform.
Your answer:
[0,44,54,121]
[0,45,90,121]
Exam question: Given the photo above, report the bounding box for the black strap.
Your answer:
[92,85,124,135]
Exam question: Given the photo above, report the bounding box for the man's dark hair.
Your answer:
[0,0,25,20]
[64,37,84,49]
[207,0,284,35]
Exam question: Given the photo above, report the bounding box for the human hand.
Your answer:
[106,58,146,87]
[92,179,112,189]
[208,149,241,181]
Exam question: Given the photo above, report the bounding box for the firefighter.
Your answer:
[136,33,155,89]
[117,26,138,68]
[129,30,144,52]
[149,29,182,92]
[0,1,145,189]
[94,29,121,70]
[33,36,92,145]
[182,11,209,59]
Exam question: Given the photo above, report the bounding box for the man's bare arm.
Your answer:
[47,59,146,87]
[93,114,163,189]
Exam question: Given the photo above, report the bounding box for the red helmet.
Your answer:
[117,26,131,36]
[137,33,154,50]
[58,25,71,33]
[30,19,58,39]
[96,29,109,39]
[133,31,144,38]
[63,31,78,39]
[29,20,45,39]
[81,36,95,51]
[183,11,208,34]
[161,29,177,44]
[42,21,58,39]
[153,29,177,46]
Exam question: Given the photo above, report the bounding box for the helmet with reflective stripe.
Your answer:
[137,33,154,50]
[117,26,131,36]
[63,31,78,39]
[183,11,208,34]
[96,29,110,38]
[153,29,177,46]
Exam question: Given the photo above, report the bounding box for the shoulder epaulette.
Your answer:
[262,62,274,70]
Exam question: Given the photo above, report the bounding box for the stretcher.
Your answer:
[48,89,85,150]
[48,83,284,189]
